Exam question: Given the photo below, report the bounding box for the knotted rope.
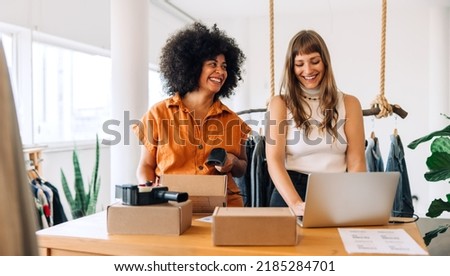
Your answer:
[269,0,275,99]
[371,0,393,118]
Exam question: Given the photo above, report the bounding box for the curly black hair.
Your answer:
[159,22,246,100]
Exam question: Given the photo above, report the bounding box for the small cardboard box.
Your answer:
[212,207,298,246]
[160,174,227,214]
[107,200,192,235]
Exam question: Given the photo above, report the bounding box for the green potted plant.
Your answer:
[407,115,450,245]
[61,135,101,219]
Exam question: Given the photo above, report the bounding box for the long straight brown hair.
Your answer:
[279,30,340,138]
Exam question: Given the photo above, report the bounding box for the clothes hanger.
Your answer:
[393,115,398,137]
[28,168,44,183]
[370,117,377,141]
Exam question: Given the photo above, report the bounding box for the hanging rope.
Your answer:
[371,0,393,118]
[269,0,275,99]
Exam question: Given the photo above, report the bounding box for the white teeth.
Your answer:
[210,77,222,83]
[304,76,315,80]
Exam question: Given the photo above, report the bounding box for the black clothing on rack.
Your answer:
[234,138,255,207]
[250,135,273,207]
[235,108,273,207]
[42,181,68,225]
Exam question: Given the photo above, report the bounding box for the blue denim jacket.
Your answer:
[385,134,414,217]
[365,137,384,172]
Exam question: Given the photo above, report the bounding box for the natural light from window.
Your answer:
[32,42,111,144]
[148,69,165,108]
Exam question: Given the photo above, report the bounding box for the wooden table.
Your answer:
[36,211,428,256]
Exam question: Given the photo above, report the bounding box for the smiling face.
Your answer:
[293,52,324,89]
[198,54,227,95]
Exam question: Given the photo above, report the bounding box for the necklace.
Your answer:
[302,94,319,101]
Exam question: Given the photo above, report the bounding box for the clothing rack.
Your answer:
[237,105,408,119]
[23,146,45,174]
[362,104,408,119]
[236,108,267,116]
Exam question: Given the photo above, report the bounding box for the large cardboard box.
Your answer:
[212,207,298,246]
[160,174,227,214]
[107,200,192,235]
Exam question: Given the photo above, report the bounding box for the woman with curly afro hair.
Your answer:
[133,22,251,207]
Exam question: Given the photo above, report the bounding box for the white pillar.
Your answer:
[110,0,149,200]
[427,6,450,217]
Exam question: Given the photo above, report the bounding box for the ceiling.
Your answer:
[154,0,450,22]
[160,0,380,21]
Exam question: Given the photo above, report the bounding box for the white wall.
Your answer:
[0,0,110,49]
[1,0,449,218]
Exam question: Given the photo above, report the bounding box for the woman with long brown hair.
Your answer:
[266,30,366,215]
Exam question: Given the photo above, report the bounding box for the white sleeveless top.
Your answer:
[285,91,347,173]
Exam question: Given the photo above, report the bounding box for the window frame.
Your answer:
[31,36,112,146]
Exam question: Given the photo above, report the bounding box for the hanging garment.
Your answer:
[234,138,255,207]
[40,183,54,226]
[250,135,274,207]
[43,181,68,225]
[31,178,52,227]
[365,136,384,172]
[30,185,49,229]
[30,177,68,228]
[385,134,415,217]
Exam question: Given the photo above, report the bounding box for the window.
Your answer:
[5,25,161,146]
[148,69,165,108]
[0,33,17,105]
[1,32,27,139]
[32,42,111,144]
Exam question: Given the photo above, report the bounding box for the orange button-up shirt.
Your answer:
[133,94,251,206]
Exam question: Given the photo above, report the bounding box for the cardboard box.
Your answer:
[160,174,227,214]
[107,200,192,235]
[212,207,298,246]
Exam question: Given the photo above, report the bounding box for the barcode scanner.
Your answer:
[206,148,227,166]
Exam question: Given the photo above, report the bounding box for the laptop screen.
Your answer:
[300,171,400,228]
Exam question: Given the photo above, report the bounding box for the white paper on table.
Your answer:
[338,228,428,255]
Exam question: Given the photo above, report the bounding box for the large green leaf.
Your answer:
[87,179,101,215]
[61,168,83,219]
[425,152,450,182]
[426,194,450,218]
[422,138,450,182]
[72,149,86,218]
[423,224,449,246]
[407,125,450,149]
[87,135,101,215]
[60,169,74,208]
[425,169,450,182]
[430,136,450,154]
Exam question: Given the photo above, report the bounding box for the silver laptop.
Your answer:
[298,171,400,228]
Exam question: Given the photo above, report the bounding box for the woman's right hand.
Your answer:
[293,202,306,216]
